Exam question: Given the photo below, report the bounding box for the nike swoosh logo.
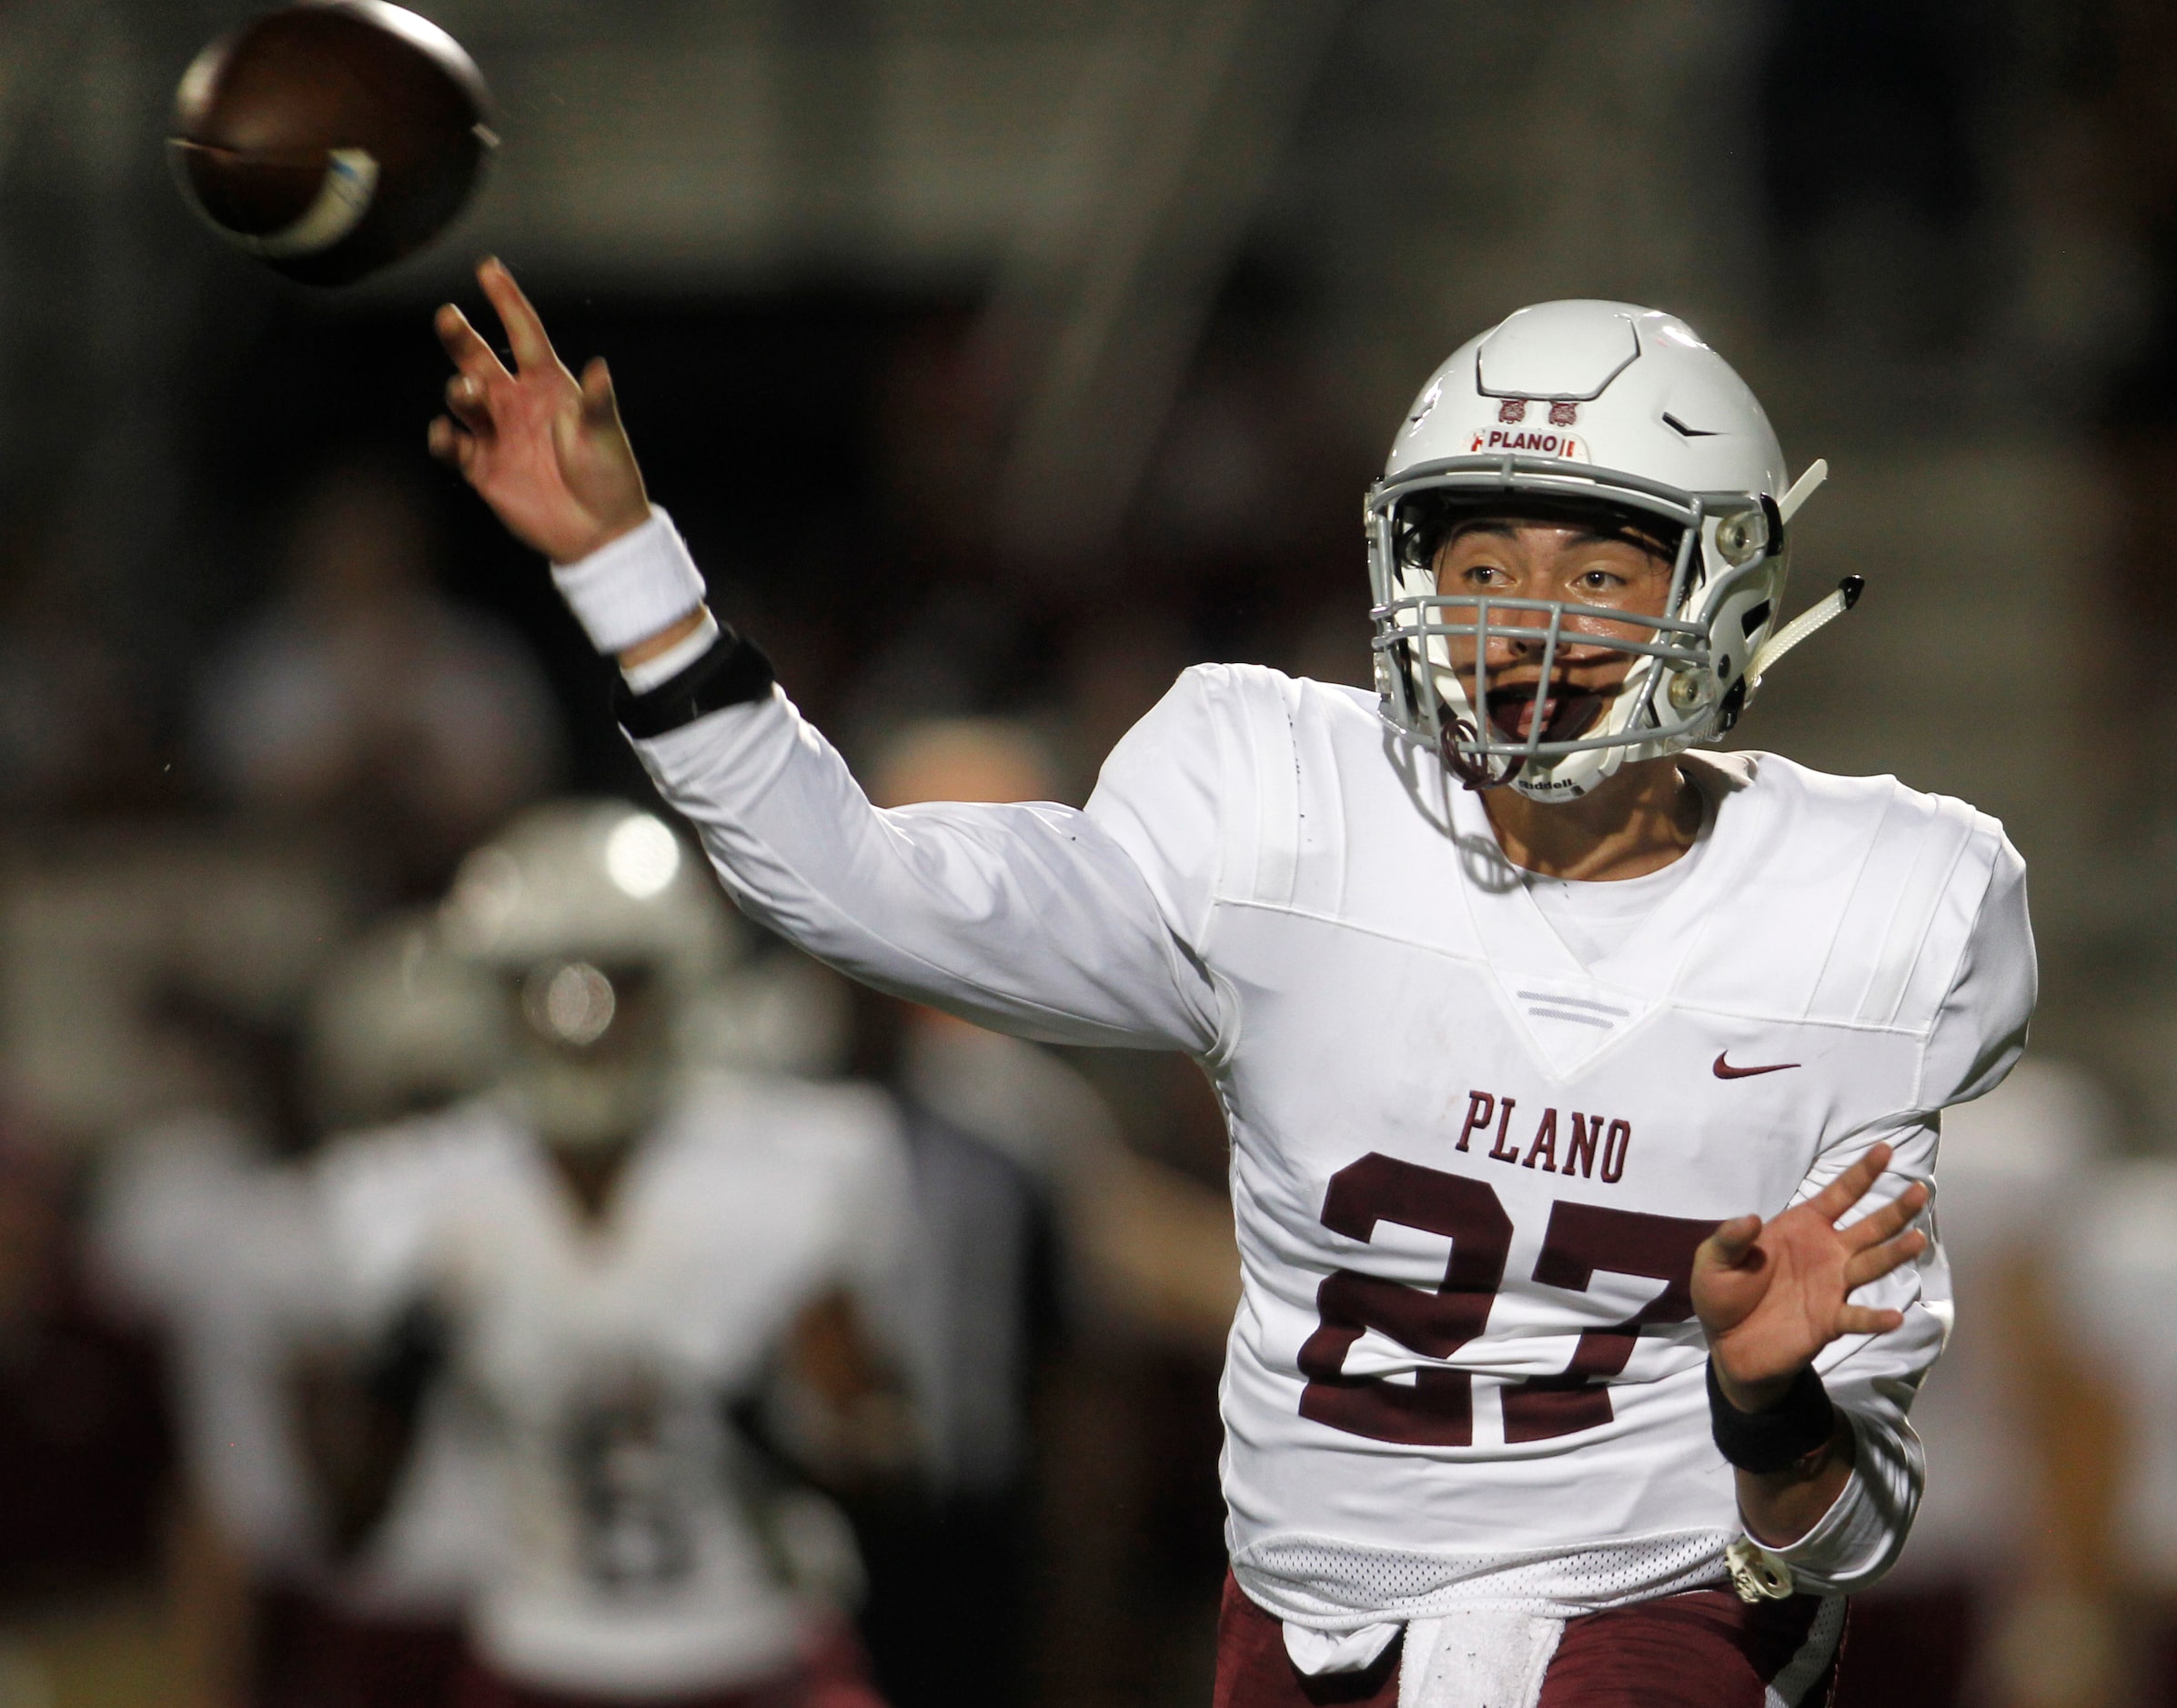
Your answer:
[1714,1052,1799,1080]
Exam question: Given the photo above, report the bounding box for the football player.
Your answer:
[95,920,507,1708]
[310,801,911,1708]
[428,266,2034,1708]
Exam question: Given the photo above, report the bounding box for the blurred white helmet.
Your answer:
[1369,300,1850,801]
[441,800,738,1149]
[443,800,734,987]
[305,910,509,1131]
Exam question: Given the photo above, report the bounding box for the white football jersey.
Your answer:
[2061,1157,2177,1587]
[317,1072,912,1697]
[1879,1057,2110,1591]
[94,1115,335,1576]
[92,1113,494,1617]
[632,662,2033,1630]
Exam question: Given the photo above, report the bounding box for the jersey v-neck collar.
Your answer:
[1522,794,1716,970]
[1442,757,1758,1078]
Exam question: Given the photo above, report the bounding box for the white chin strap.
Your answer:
[1778,458,1828,525]
[1748,460,1853,690]
[1749,575,1862,690]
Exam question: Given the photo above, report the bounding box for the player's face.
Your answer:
[1431,520,1675,744]
[505,959,671,1150]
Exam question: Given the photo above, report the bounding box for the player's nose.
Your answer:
[1483,605,1553,655]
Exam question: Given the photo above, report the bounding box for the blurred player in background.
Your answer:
[310,801,912,1708]
[95,915,509,1708]
[1837,1057,2122,1708]
[2059,1090,2177,1707]
[426,267,2034,1708]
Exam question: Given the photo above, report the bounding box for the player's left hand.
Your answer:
[1693,1143,1929,1412]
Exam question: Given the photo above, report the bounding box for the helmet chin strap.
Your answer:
[1439,717,1523,791]
[1746,459,1856,691]
[1748,576,1863,690]
[1778,457,1829,525]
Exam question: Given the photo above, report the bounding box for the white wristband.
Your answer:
[549,506,707,656]
[620,608,721,694]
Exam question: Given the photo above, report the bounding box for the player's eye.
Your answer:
[1574,568,1624,591]
[1462,563,1509,586]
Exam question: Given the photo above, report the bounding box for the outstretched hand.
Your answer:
[428,257,650,564]
[1693,1144,1929,1412]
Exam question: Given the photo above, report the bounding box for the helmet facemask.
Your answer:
[1368,456,1787,801]
[502,957,674,1153]
[442,803,741,1151]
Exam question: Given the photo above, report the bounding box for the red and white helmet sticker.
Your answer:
[1466,427,1590,461]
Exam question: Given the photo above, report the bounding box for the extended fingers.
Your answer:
[445,371,495,436]
[478,256,558,373]
[1842,1226,1927,1291]
[1842,1180,1929,1251]
[436,302,509,384]
[580,356,618,425]
[1807,1143,1894,1221]
[1837,1303,1907,1338]
[428,415,474,473]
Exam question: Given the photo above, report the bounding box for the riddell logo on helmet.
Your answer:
[1467,427,1589,461]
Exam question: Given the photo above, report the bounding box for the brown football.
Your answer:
[170,1,494,286]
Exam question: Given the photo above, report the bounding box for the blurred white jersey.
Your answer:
[1880,1058,2111,1590]
[632,662,2035,1628]
[95,1116,332,1574]
[317,1073,912,1698]
[2065,1154,2177,1589]
[92,1113,493,1615]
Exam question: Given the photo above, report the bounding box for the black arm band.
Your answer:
[614,628,777,738]
[1707,1358,1836,1472]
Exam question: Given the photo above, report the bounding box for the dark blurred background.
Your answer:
[1,3,2175,1707]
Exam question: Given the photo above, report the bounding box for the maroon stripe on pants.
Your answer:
[1214,1572,1844,1708]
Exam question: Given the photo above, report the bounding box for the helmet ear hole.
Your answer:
[1716,678,1748,732]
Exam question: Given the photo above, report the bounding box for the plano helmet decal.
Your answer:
[1465,425,1590,460]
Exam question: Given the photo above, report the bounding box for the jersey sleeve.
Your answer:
[630,670,1230,1055]
[88,1120,223,1316]
[1080,668,1229,956]
[1916,832,2035,1110]
[1763,823,2036,1593]
[313,1116,487,1338]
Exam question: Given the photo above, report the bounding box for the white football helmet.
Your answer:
[305,910,509,1130]
[1369,299,1850,800]
[441,800,738,1149]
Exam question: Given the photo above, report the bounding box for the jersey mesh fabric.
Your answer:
[1235,1531,1731,1625]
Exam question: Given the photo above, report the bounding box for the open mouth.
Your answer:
[1484,683,1606,745]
